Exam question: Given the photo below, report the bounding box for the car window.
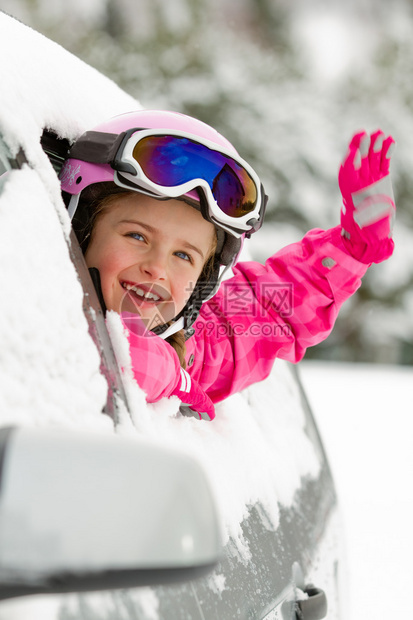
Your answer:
[0,135,27,175]
[40,129,70,175]
[0,135,15,180]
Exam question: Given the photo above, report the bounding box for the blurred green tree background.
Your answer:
[4,0,413,364]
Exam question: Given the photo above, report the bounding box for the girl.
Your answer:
[60,109,396,421]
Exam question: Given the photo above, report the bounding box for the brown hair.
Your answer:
[75,183,217,368]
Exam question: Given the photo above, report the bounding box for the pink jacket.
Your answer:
[122,226,368,403]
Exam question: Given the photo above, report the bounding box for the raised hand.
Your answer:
[338,130,396,264]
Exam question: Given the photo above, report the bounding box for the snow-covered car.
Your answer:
[0,11,341,620]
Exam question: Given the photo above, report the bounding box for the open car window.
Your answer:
[40,129,71,175]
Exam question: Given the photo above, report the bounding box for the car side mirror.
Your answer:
[0,426,221,600]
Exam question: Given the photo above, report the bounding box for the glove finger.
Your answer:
[358,133,371,182]
[380,135,396,174]
[368,130,385,178]
[339,131,367,194]
[346,131,367,154]
[342,131,365,168]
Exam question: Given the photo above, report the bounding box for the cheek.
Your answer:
[85,241,125,303]
[97,254,118,276]
[86,238,124,277]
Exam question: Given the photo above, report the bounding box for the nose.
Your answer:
[139,247,168,281]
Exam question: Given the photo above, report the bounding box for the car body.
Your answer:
[0,11,342,620]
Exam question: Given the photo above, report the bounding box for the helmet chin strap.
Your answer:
[67,194,80,219]
[156,317,186,340]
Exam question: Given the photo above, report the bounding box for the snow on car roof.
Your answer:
[0,11,137,155]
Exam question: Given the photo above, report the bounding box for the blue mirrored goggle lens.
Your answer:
[132,136,258,218]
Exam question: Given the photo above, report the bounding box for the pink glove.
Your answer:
[172,368,215,421]
[338,130,396,264]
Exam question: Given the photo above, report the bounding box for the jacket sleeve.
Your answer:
[187,226,369,402]
[120,313,181,403]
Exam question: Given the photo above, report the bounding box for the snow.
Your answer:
[293,11,362,82]
[0,168,109,430]
[0,12,137,163]
[300,361,413,620]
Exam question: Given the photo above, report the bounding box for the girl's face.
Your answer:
[85,193,216,328]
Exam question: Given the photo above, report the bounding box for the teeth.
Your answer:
[144,290,160,301]
[124,283,160,302]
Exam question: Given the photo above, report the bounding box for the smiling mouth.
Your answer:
[121,282,163,303]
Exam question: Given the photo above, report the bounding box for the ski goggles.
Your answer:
[65,128,267,237]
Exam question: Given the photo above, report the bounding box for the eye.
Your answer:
[175,251,191,262]
[126,232,145,242]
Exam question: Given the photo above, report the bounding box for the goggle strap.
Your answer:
[69,131,126,165]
